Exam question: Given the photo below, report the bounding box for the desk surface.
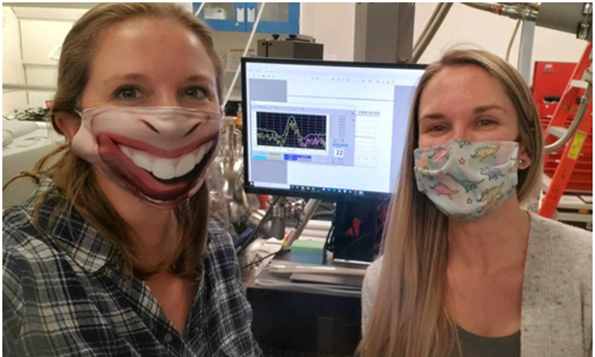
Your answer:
[245,251,365,298]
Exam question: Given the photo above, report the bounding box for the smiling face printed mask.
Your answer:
[414,139,519,221]
[71,106,222,209]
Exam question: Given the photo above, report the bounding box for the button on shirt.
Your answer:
[3,180,263,357]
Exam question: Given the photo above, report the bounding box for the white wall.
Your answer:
[2,6,87,113]
[300,2,355,61]
[20,17,75,107]
[2,6,27,114]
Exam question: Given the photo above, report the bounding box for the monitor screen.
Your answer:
[242,58,425,200]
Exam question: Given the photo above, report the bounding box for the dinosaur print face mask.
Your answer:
[414,139,519,221]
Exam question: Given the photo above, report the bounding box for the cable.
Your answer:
[413,3,444,54]
[236,195,280,256]
[412,3,453,63]
[241,251,278,270]
[222,3,267,109]
[544,83,593,154]
[322,224,334,265]
[506,19,522,62]
[194,3,206,18]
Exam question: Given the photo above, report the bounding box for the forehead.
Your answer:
[419,65,513,113]
[89,16,216,81]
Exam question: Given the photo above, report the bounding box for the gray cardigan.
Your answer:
[362,212,592,357]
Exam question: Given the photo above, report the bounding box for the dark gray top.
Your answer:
[453,327,520,357]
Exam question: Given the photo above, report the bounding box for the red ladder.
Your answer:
[538,43,593,218]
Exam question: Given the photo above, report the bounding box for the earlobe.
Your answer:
[518,152,531,170]
[54,112,81,141]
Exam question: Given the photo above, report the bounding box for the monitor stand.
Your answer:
[270,197,287,240]
[329,200,386,264]
[278,198,385,265]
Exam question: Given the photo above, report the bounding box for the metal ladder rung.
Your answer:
[570,79,589,89]
[548,126,568,138]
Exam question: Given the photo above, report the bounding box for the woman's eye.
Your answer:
[428,125,447,132]
[183,87,207,99]
[477,118,497,126]
[115,86,143,100]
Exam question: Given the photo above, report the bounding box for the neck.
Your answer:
[94,169,179,265]
[448,195,531,274]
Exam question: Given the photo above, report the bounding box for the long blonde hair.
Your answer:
[4,3,224,281]
[357,49,544,357]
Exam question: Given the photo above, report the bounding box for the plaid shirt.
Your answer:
[3,180,263,357]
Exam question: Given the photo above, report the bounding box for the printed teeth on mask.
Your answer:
[119,141,214,180]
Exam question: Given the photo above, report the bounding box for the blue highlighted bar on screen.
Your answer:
[253,155,268,160]
[284,154,312,161]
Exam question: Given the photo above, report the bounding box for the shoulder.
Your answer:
[363,257,384,304]
[206,219,235,255]
[361,256,383,330]
[3,204,38,248]
[3,205,66,313]
[529,212,591,264]
[528,212,592,287]
[204,219,240,278]
[3,205,58,273]
[531,211,592,244]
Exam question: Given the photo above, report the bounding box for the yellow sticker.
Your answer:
[568,131,587,160]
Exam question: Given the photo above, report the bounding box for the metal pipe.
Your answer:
[413,3,443,53]
[544,83,592,153]
[462,3,537,21]
[3,83,57,91]
[412,3,453,63]
[506,19,522,62]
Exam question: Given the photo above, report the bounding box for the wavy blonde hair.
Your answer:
[4,3,224,281]
[357,49,544,357]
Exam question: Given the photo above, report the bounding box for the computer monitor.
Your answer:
[242,58,425,200]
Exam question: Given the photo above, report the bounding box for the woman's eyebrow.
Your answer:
[103,73,147,84]
[473,105,506,114]
[185,74,213,83]
[420,112,446,121]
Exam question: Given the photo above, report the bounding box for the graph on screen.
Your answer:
[256,112,327,150]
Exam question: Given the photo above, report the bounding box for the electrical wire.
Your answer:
[241,251,278,270]
[545,83,593,154]
[506,19,522,62]
[194,3,206,18]
[222,3,267,109]
[322,224,335,265]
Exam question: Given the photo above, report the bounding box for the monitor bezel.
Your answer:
[241,57,426,202]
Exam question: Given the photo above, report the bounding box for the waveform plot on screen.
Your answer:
[256,112,327,150]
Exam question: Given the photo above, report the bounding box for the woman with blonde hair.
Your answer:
[3,3,261,356]
[359,49,591,357]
